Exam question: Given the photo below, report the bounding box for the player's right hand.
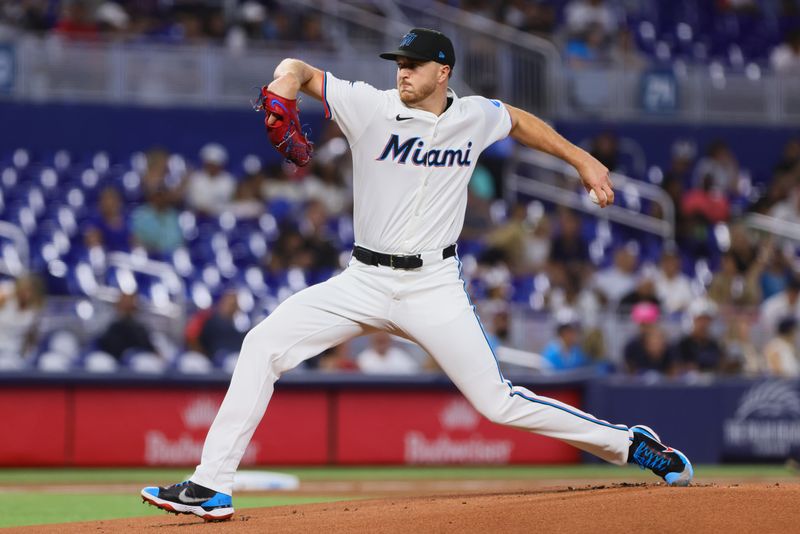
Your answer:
[576,155,614,208]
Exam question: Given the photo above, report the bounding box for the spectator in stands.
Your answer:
[549,207,590,279]
[589,131,620,173]
[727,223,758,274]
[708,251,763,309]
[357,332,420,375]
[0,274,45,362]
[542,311,589,371]
[610,27,647,71]
[618,273,661,314]
[565,23,611,68]
[681,173,731,225]
[760,274,800,338]
[54,0,98,40]
[96,292,158,361]
[198,289,246,359]
[653,247,693,316]
[624,303,671,375]
[261,162,306,204]
[299,199,340,272]
[84,186,132,251]
[593,242,639,306]
[96,2,130,37]
[303,161,349,217]
[760,242,791,300]
[187,143,236,217]
[692,140,740,196]
[656,140,695,235]
[485,202,536,274]
[141,147,184,204]
[461,183,493,241]
[502,0,556,37]
[669,299,727,374]
[770,28,800,74]
[131,184,184,257]
[547,270,602,329]
[565,0,618,37]
[229,170,266,220]
[769,180,800,226]
[724,313,762,376]
[226,1,267,54]
[774,138,800,179]
[764,316,800,377]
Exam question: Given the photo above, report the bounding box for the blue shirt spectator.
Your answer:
[131,187,183,257]
[542,320,589,371]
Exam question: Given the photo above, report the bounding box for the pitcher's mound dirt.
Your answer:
[14,483,800,534]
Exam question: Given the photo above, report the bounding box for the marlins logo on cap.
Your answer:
[380,28,456,68]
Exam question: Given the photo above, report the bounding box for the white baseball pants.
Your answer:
[191,253,632,494]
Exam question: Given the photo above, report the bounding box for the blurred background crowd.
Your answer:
[0,0,799,381]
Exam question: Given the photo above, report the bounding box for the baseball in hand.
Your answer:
[589,189,604,205]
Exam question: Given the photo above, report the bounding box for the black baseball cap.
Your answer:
[380,28,455,68]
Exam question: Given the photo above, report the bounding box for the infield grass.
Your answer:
[0,465,796,528]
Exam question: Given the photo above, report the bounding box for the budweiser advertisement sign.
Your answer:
[337,390,580,464]
[71,388,329,466]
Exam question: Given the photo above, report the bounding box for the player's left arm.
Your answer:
[505,104,614,207]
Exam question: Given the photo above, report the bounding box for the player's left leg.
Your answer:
[392,256,692,485]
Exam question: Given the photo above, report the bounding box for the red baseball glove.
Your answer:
[254,86,313,167]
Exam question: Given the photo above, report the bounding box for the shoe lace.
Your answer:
[632,441,670,472]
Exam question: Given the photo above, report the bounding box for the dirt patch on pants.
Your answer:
[12,483,800,533]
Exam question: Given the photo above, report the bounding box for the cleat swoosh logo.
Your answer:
[178,488,209,504]
[663,447,675,453]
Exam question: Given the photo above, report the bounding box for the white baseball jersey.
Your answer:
[322,72,512,254]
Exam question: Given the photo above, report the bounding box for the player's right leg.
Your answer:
[142,264,389,519]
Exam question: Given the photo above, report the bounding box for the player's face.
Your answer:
[396,58,443,105]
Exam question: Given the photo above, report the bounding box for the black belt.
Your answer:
[353,244,456,270]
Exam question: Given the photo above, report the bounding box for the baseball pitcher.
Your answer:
[141,28,692,521]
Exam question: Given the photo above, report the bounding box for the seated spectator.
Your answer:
[132,185,183,257]
[565,0,617,37]
[0,274,46,361]
[760,275,800,337]
[298,200,340,271]
[764,316,800,377]
[96,292,158,360]
[84,186,132,251]
[653,247,693,315]
[708,251,763,308]
[624,303,671,375]
[724,314,762,376]
[54,0,98,40]
[303,161,349,217]
[681,173,730,225]
[187,143,236,217]
[549,208,590,279]
[768,181,800,226]
[610,27,647,71]
[691,140,740,196]
[565,23,611,68]
[669,299,727,374]
[542,311,589,371]
[485,202,536,274]
[618,274,661,314]
[728,223,758,274]
[229,171,266,220]
[589,131,620,174]
[593,242,638,306]
[198,290,246,358]
[770,28,800,74]
[357,332,420,375]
